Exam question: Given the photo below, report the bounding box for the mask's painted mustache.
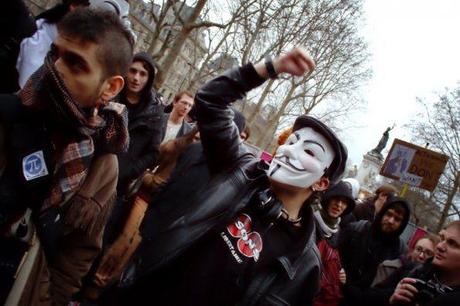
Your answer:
[274,156,305,172]
[269,164,281,176]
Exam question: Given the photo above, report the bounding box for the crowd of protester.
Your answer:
[1,1,459,306]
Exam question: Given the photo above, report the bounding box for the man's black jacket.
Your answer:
[403,261,460,306]
[339,197,410,305]
[117,52,165,191]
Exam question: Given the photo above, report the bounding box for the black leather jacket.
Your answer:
[125,64,321,306]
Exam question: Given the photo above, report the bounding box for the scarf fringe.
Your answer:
[64,193,116,236]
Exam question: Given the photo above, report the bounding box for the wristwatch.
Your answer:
[264,56,278,79]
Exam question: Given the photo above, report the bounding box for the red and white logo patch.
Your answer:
[226,214,263,261]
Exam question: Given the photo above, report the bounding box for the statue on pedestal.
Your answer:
[371,125,394,156]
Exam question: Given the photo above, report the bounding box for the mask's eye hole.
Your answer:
[286,135,296,145]
[305,149,315,157]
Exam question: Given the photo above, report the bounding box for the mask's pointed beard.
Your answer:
[269,164,281,177]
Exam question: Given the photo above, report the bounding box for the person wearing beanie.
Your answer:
[338,195,411,305]
[110,47,348,306]
[313,179,357,306]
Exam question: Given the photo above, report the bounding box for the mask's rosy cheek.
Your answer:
[297,155,323,173]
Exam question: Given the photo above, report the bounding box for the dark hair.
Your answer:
[133,60,153,80]
[57,7,134,77]
[387,202,407,216]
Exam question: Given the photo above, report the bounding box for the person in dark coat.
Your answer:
[105,47,348,306]
[339,195,410,305]
[116,52,165,193]
[101,52,165,250]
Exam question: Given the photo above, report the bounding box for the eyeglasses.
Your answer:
[178,100,193,107]
[414,246,434,258]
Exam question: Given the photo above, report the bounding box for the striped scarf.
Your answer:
[18,53,129,212]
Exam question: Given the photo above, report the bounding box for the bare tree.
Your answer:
[408,86,460,231]
[186,0,258,91]
[143,0,369,139]
[146,0,175,57]
[248,0,370,148]
[146,0,231,89]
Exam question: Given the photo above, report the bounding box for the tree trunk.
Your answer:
[147,0,173,55]
[187,26,233,90]
[154,0,207,89]
[436,173,460,232]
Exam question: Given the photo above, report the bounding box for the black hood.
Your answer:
[120,52,156,105]
[119,52,162,128]
[372,195,411,240]
[321,180,356,216]
[131,52,156,103]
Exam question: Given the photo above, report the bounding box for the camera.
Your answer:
[413,278,453,304]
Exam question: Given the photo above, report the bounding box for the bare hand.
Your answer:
[339,268,346,284]
[273,47,315,76]
[389,278,418,304]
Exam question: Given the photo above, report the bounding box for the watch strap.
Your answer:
[264,56,278,79]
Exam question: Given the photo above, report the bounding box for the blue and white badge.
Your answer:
[22,150,49,181]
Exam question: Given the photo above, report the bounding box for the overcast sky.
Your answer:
[345,0,460,165]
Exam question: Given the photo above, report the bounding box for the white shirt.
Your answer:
[16,19,57,88]
[162,121,182,144]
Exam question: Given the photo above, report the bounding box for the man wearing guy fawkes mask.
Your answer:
[114,48,347,306]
